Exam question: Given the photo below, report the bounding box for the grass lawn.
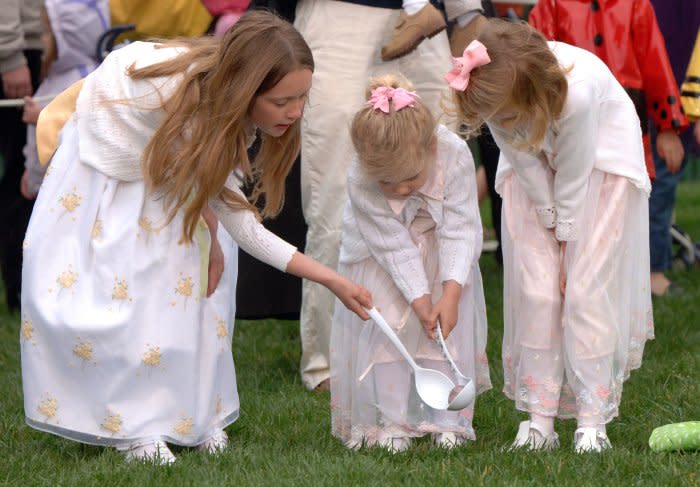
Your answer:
[1,183,699,486]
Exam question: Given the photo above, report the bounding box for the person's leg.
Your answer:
[0,49,41,311]
[294,0,396,390]
[649,130,685,296]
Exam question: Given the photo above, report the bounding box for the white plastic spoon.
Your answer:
[366,307,454,410]
[435,323,476,411]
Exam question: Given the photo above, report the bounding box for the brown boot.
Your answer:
[381,3,447,62]
[449,14,488,57]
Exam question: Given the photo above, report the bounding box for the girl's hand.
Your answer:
[656,130,684,174]
[22,96,41,125]
[412,294,435,339]
[328,275,372,320]
[202,203,224,297]
[207,234,224,297]
[559,241,567,295]
[430,280,461,338]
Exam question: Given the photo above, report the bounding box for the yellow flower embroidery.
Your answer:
[57,266,78,290]
[38,396,58,419]
[92,219,102,240]
[59,188,81,212]
[138,216,163,235]
[21,319,34,340]
[22,238,29,250]
[216,317,228,339]
[101,413,122,434]
[175,275,194,298]
[174,417,194,436]
[215,397,222,415]
[73,338,93,362]
[112,277,131,302]
[142,345,161,366]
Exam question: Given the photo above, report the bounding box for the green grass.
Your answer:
[1,183,700,486]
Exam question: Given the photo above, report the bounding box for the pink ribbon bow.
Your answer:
[367,87,418,113]
[444,40,491,91]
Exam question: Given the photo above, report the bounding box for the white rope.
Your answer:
[0,94,56,108]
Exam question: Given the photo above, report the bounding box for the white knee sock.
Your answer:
[403,0,428,15]
[577,417,606,435]
[530,413,555,437]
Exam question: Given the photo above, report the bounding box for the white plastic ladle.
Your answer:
[366,307,454,410]
[435,323,476,411]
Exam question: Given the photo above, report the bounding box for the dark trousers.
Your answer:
[0,49,42,311]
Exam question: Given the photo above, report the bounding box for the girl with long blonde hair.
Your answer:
[21,10,371,464]
[331,74,490,452]
[448,19,653,453]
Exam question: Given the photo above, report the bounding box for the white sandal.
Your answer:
[510,420,560,451]
[433,432,467,449]
[574,427,612,453]
[197,428,229,454]
[118,438,176,465]
[377,435,412,453]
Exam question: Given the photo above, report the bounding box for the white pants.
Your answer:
[294,0,453,389]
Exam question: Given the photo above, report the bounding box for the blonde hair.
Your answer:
[127,10,313,242]
[350,74,436,183]
[452,18,568,151]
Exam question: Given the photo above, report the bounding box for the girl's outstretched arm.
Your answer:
[286,251,373,320]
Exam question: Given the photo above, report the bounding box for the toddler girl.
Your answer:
[330,74,491,452]
[448,19,654,452]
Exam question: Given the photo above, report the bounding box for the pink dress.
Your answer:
[330,126,491,448]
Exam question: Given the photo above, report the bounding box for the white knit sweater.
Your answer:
[74,41,296,271]
[492,41,651,241]
[339,125,482,303]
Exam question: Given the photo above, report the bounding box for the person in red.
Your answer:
[528,0,688,181]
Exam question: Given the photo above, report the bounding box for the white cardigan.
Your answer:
[339,125,482,303]
[74,41,296,271]
[492,41,651,241]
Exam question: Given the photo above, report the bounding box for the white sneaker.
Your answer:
[510,421,560,451]
[119,439,176,465]
[197,428,229,454]
[574,427,612,453]
[377,436,412,453]
[433,432,466,449]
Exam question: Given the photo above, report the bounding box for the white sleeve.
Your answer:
[490,127,557,228]
[347,174,430,303]
[552,81,599,241]
[209,176,296,272]
[437,140,482,286]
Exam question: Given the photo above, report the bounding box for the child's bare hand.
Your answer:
[431,281,461,338]
[411,294,435,339]
[559,241,567,295]
[22,97,41,125]
[656,130,684,173]
[206,235,224,297]
[330,276,372,320]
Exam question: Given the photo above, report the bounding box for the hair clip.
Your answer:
[367,86,418,113]
[445,40,491,91]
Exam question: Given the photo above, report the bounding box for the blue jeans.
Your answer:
[648,129,696,272]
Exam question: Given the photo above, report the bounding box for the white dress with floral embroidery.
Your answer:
[20,42,296,447]
[330,126,491,448]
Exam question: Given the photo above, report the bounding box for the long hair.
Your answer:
[128,10,314,241]
[350,74,437,183]
[452,18,568,151]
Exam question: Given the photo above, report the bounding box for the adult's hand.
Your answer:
[2,65,32,99]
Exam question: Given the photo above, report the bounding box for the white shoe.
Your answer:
[377,436,412,453]
[198,428,229,454]
[510,421,560,451]
[119,439,176,465]
[433,432,466,449]
[574,427,612,453]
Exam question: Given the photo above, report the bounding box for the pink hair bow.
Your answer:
[367,87,418,113]
[445,40,491,91]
